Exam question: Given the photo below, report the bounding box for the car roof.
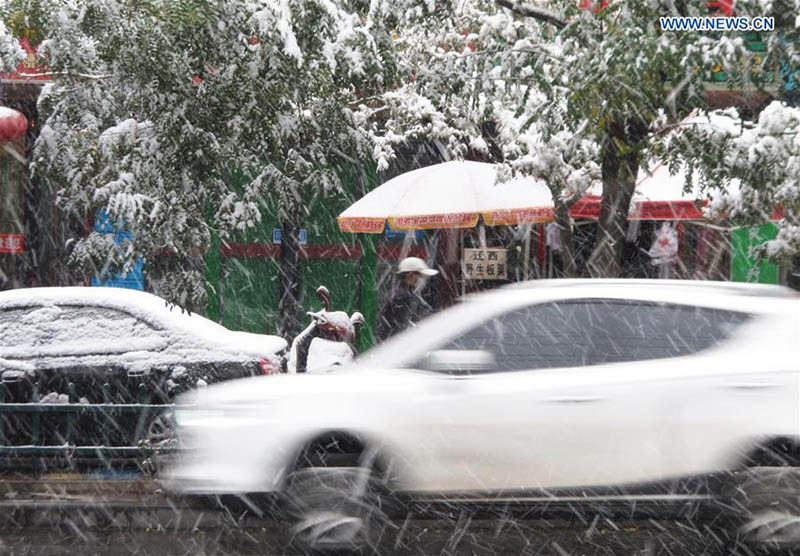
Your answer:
[0,286,229,338]
[502,279,799,299]
[360,279,797,370]
[463,279,799,318]
[0,286,287,356]
[0,286,185,313]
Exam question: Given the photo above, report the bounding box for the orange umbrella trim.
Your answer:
[337,217,386,234]
[483,207,555,226]
[389,212,480,230]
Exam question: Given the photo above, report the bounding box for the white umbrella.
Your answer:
[572,163,723,221]
[338,160,760,233]
[481,175,555,226]
[337,161,555,233]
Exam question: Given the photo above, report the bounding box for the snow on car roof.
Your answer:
[0,287,287,355]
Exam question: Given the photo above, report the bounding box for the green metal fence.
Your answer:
[0,382,174,464]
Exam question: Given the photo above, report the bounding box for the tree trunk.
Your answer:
[588,123,642,278]
[554,201,577,278]
[278,215,302,339]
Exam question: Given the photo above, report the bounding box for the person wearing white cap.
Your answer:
[376,257,439,341]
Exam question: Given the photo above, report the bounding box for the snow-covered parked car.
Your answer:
[0,287,286,449]
[165,280,800,552]
[0,287,287,402]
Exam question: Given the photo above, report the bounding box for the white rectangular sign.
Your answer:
[463,248,507,280]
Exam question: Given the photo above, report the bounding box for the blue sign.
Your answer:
[273,228,308,244]
[94,211,119,234]
[91,211,144,290]
[91,259,144,290]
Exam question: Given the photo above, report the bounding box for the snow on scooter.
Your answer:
[287,286,364,373]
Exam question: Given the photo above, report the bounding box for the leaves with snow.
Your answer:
[19,0,394,310]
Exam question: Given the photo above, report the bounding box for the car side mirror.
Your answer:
[421,350,497,375]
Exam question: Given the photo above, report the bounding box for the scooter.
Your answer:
[287,286,365,373]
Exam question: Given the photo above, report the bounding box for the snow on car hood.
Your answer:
[220,330,287,359]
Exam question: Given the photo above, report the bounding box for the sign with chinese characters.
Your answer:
[0,233,24,254]
[463,248,507,280]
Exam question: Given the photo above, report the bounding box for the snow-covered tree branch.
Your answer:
[17,0,394,333]
[367,0,799,276]
[663,101,800,263]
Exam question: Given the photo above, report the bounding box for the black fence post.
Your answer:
[137,382,148,405]
[135,382,150,444]
[102,383,111,448]
[66,382,77,445]
[31,381,40,445]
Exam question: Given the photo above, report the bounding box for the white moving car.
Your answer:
[165,280,800,552]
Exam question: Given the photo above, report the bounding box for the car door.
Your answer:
[400,299,760,495]
[665,307,799,475]
[397,300,602,493]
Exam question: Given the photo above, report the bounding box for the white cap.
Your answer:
[396,257,439,276]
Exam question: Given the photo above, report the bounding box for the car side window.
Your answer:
[589,301,749,364]
[0,308,28,346]
[430,299,750,373]
[438,302,594,371]
[0,305,161,351]
[53,306,161,345]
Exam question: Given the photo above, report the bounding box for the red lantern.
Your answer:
[0,108,28,142]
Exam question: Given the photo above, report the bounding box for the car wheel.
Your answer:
[718,467,800,553]
[140,410,177,474]
[283,449,391,553]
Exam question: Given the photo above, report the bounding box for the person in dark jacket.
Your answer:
[376,257,439,342]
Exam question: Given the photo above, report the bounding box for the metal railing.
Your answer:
[0,381,174,465]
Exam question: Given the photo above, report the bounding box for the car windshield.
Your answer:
[0,1,799,554]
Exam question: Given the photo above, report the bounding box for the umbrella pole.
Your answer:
[461,229,466,297]
[478,222,487,249]
[400,228,414,259]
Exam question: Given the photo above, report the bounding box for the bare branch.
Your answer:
[495,0,566,29]
[19,71,112,80]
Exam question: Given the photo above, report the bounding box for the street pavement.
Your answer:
[0,517,730,555]
[0,475,746,555]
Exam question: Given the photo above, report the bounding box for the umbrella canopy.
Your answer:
[337,161,555,233]
[481,176,555,226]
[338,160,776,233]
[572,163,710,221]
[630,163,712,220]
